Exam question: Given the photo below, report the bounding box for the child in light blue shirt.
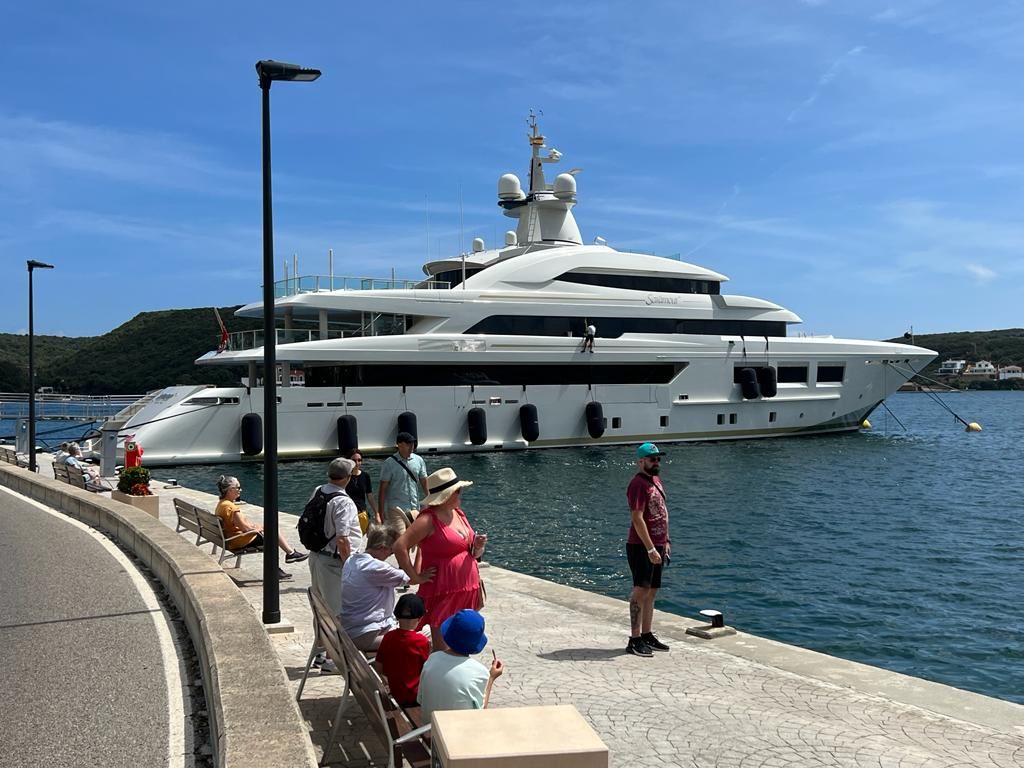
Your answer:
[418,609,504,723]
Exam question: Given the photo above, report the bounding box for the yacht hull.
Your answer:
[119,340,934,466]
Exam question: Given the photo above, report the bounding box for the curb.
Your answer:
[0,465,317,768]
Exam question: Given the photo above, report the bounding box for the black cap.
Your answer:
[396,431,416,445]
[394,593,425,619]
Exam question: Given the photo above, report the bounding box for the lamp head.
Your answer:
[27,260,55,271]
[256,60,321,85]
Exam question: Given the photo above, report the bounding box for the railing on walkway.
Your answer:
[0,393,144,421]
[272,274,450,299]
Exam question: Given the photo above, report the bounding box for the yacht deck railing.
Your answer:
[272,274,450,298]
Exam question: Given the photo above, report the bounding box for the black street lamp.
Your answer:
[27,260,55,473]
[256,59,321,625]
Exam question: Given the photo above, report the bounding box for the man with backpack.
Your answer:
[377,432,428,535]
[298,457,364,625]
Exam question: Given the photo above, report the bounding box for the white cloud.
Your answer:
[964,263,996,282]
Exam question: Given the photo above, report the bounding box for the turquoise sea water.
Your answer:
[47,392,1024,704]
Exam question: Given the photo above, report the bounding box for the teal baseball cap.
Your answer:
[637,442,666,458]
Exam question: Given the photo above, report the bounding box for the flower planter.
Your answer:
[112,490,160,518]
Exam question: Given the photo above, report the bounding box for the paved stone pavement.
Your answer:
[40,458,1024,767]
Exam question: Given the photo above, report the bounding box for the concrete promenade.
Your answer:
[152,477,1024,768]
[0,486,183,768]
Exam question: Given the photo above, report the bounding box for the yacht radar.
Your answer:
[497,113,582,246]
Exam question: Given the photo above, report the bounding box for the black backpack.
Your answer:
[296,488,339,552]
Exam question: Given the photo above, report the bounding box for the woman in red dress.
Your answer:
[394,467,487,651]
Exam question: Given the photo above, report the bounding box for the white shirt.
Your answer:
[317,483,363,556]
[339,552,409,638]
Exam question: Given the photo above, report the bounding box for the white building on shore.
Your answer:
[998,365,1023,381]
[936,359,967,376]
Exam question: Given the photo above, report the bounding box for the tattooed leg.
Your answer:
[629,590,643,636]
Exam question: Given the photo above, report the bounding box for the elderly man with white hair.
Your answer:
[340,525,412,652]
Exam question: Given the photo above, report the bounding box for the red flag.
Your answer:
[214,308,229,353]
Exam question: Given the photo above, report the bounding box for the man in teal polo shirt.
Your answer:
[378,431,428,534]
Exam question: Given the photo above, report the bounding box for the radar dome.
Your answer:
[472,237,485,253]
[553,173,577,200]
[498,173,524,200]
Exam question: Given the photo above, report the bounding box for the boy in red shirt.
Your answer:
[374,594,431,717]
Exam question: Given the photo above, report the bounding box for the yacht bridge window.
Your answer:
[466,315,785,337]
[305,362,685,387]
[556,271,721,295]
[428,268,485,289]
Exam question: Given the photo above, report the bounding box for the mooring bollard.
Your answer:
[686,607,736,639]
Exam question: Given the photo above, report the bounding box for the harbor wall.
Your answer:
[0,464,317,768]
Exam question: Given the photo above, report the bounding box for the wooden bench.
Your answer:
[53,462,71,483]
[298,587,431,768]
[51,460,110,492]
[172,497,264,568]
[0,445,32,469]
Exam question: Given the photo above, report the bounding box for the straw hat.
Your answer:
[422,467,473,506]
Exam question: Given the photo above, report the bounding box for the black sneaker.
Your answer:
[285,550,309,564]
[626,637,653,657]
[641,632,670,652]
[278,568,293,581]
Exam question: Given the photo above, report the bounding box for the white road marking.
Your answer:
[1,487,190,768]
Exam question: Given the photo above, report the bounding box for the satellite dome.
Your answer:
[498,174,524,201]
[553,173,577,201]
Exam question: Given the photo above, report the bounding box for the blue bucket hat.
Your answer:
[637,442,666,459]
[440,609,488,655]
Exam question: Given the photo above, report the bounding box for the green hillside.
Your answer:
[888,328,1024,379]
[1,307,260,395]
[0,335,80,392]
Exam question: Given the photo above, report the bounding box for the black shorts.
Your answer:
[626,543,664,588]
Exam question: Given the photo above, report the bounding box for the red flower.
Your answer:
[129,483,153,496]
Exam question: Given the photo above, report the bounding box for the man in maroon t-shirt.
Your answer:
[625,442,672,657]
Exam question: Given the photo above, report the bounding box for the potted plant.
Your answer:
[112,466,160,517]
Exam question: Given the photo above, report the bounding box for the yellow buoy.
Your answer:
[860,419,871,429]
[965,422,982,432]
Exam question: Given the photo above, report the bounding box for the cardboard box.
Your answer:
[431,704,609,768]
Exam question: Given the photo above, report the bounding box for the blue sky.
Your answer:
[2,1,1023,340]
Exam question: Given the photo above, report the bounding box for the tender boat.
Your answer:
[115,119,936,466]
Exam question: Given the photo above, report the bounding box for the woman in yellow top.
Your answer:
[215,475,309,567]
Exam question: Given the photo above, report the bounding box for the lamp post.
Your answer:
[256,59,321,625]
[27,260,55,473]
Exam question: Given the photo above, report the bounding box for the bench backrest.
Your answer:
[308,587,430,766]
[53,463,70,483]
[0,446,19,464]
[173,497,204,537]
[195,508,227,547]
[67,466,88,489]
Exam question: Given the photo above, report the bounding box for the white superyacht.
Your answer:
[118,121,935,466]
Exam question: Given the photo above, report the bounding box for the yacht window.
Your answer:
[556,271,721,295]
[466,315,786,337]
[817,365,845,383]
[429,268,484,289]
[182,396,237,406]
[304,362,685,387]
[777,366,809,384]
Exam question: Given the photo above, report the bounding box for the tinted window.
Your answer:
[466,315,785,337]
[429,268,484,289]
[817,365,845,383]
[557,271,721,295]
[777,366,808,383]
[304,362,685,387]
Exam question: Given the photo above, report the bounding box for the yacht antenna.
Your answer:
[461,251,467,289]
[527,109,544,192]
[459,184,465,258]
[328,248,333,288]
